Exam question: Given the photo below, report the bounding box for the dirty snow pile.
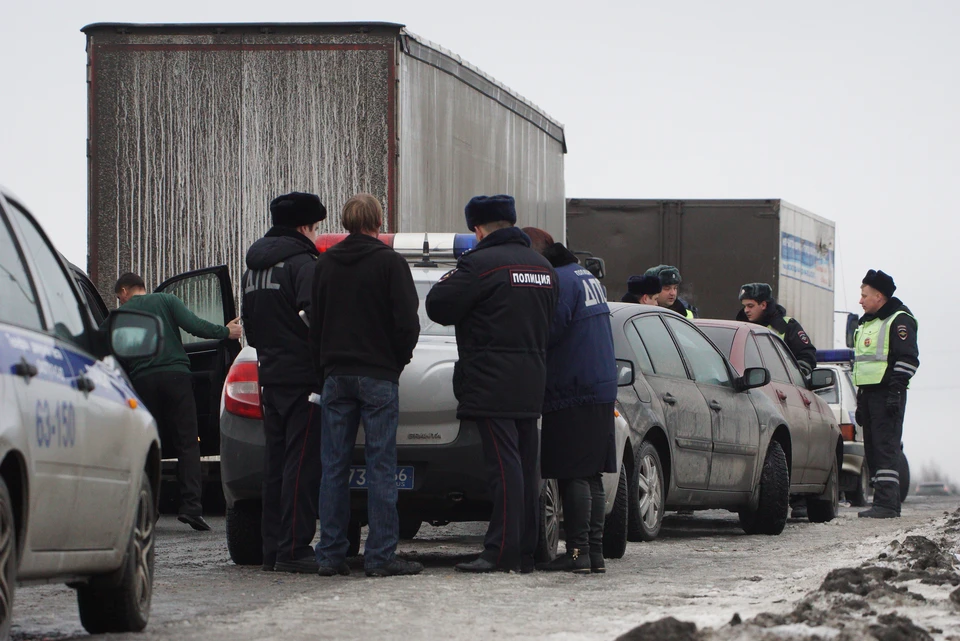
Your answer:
[616,508,960,641]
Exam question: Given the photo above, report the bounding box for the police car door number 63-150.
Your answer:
[36,399,77,448]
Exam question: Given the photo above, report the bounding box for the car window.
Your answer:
[7,201,88,346]
[814,376,840,404]
[756,335,791,384]
[632,315,688,379]
[416,281,455,336]
[772,337,807,387]
[72,268,109,326]
[624,321,655,375]
[664,317,732,388]
[0,211,44,331]
[161,272,226,345]
[697,325,736,359]
[744,334,763,371]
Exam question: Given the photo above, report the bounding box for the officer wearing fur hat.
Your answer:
[645,265,698,318]
[853,270,919,519]
[622,274,661,305]
[242,192,326,572]
[426,195,558,573]
[737,283,817,379]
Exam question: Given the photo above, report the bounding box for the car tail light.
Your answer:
[224,361,262,419]
[840,423,856,441]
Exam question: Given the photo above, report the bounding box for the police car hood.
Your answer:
[245,227,318,270]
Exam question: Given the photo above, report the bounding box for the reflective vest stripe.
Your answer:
[767,316,792,340]
[685,309,694,320]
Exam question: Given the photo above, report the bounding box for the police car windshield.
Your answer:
[415,281,455,336]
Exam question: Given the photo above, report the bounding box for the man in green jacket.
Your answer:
[116,273,242,530]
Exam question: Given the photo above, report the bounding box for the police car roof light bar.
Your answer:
[816,348,855,364]
[316,232,478,259]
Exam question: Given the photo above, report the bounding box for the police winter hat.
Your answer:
[739,283,774,303]
[645,264,682,286]
[628,274,662,297]
[270,192,327,227]
[862,269,896,298]
[464,194,517,231]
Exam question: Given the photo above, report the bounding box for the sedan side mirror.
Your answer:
[808,368,835,391]
[616,359,635,387]
[583,257,606,280]
[737,367,770,391]
[108,310,163,360]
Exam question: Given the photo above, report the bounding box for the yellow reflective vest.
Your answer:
[853,310,915,386]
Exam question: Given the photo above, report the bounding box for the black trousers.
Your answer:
[859,387,906,513]
[476,417,540,571]
[558,474,604,555]
[133,371,202,516]
[261,386,322,564]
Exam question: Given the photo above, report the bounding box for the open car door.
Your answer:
[155,266,241,458]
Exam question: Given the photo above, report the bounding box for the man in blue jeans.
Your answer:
[309,194,422,577]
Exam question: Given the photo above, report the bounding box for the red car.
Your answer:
[695,320,843,522]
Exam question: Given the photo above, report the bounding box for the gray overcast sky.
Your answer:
[2,1,958,481]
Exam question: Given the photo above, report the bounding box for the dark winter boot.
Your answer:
[858,505,899,519]
[590,553,606,574]
[587,475,606,574]
[536,548,591,573]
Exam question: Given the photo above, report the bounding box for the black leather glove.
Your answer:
[855,405,865,426]
[886,390,902,417]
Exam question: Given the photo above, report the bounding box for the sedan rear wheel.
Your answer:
[628,441,664,542]
[535,479,560,563]
[739,440,789,535]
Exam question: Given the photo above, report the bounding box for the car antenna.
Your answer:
[414,233,438,268]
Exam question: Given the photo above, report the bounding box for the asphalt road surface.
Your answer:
[11,495,960,640]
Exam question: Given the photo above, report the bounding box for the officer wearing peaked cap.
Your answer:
[241,191,327,572]
[737,283,818,379]
[645,265,698,318]
[426,195,558,574]
[853,270,919,519]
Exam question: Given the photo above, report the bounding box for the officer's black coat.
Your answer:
[737,303,817,377]
[857,297,919,392]
[241,226,319,387]
[425,227,559,419]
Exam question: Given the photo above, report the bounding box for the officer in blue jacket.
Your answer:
[525,228,618,574]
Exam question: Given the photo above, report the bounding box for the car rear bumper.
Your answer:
[841,441,865,477]
[220,414,491,520]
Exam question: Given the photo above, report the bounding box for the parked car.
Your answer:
[608,304,837,540]
[0,186,165,635]
[219,233,633,566]
[813,349,911,504]
[695,320,843,522]
[914,482,953,496]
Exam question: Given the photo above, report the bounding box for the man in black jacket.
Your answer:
[737,283,817,378]
[242,192,326,573]
[853,270,919,518]
[310,193,422,578]
[426,195,558,573]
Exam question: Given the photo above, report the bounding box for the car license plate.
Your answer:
[349,466,414,490]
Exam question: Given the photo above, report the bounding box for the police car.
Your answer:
[0,187,164,635]
[219,232,632,564]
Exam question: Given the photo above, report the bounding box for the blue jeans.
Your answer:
[316,376,400,569]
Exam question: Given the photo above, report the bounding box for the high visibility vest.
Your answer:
[767,316,793,340]
[853,310,915,386]
[685,309,694,320]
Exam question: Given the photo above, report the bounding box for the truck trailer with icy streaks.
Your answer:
[82,22,566,303]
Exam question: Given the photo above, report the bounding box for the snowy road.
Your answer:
[11,496,959,640]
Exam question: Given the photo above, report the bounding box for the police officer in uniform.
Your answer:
[645,265,698,318]
[737,283,817,379]
[241,192,326,572]
[426,195,558,573]
[853,269,919,518]
[621,274,661,305]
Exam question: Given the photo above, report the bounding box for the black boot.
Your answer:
[536,548,591,573]
[858,505,899,518]
[587,475,606,574]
